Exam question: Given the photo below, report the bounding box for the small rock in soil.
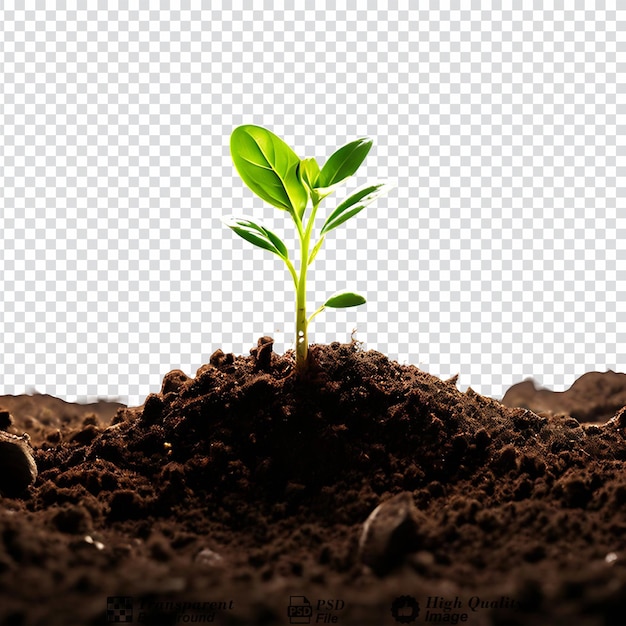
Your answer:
[358,491,425,576]
[0,431,37,496]
[250,335,274,371]
[195,547,225,568]
[161,369,190,395]
[209,348,234,368]
[69,424,100,444]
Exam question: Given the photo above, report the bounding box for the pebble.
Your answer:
[358,491,424,575]
[161,369,190,395]
[250,336,274,371]
[195,547,225,568]
[84,535,105,550]
[0,431,37,496]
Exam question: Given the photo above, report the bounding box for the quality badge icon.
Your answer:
[391,595,420,624]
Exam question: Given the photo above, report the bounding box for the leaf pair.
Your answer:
[221,216,288,261]
[221,215,333,268]
[230,125,376,217]
[224,180,390,257]
[319,182,389,235]
[221,216,365,311]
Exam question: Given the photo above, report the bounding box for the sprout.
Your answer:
[225,125,391,375]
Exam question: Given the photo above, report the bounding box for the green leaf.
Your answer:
[230,125,308,216]
[317,137,373,189]
[300,157,320,190]
[307,236,325,266]
[320,182,390,235]
[222,215,289,260]
[323,291,366,308]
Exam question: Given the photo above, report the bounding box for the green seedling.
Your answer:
[224,125,391,375]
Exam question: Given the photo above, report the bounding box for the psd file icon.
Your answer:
[288,595,313,624]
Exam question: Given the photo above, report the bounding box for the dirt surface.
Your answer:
[501,370,626,423]
[0,393,124,447]
[1,339,626,626]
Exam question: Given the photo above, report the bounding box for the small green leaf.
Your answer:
[307,236,325,266]
[222,216,289,260]
[300,157,320,190]
[317,137,373,189]
[230,125,308,216]
[320,182,389,235]
[323,291,366,308]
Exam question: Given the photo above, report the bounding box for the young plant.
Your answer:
[224,125,390,375]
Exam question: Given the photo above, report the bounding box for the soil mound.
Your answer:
[1,339,626,625]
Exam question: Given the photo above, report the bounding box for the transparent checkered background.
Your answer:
[1,4,624,406]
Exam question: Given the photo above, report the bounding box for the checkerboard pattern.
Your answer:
[1,6,624,406]
[106,596,133,623]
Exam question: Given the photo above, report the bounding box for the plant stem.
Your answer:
[293,211,309,373]
[307,304,325,325]
[295,271,308,373]
[293,199,321,374]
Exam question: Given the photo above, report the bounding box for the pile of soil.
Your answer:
[1,338,626,626]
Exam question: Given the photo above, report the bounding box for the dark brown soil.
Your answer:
[1,339,626,626]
